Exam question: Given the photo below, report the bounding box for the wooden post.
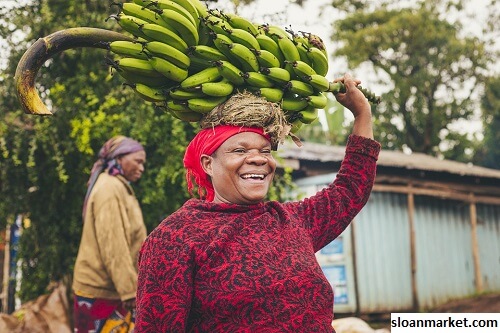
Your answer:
[469,194,483,293]
[1,224,11,313]
[350,220,361,316]
[408,186,419,311]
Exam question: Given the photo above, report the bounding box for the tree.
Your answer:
[474,76,500,169]
[0,0,296,303]
[0,1,193,301]
[332,0,490,157]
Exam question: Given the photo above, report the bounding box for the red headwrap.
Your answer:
[183,125,271,201]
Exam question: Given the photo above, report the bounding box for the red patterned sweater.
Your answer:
[136,135,380,332]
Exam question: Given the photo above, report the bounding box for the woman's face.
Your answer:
[118,150,146,182]
[201,132,276,205]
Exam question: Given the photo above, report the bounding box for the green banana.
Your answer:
[307,47,329,76]
[290,59,317,78]
[107,14,150,40]
[242,71,275,88]
[226,27,260,51]
[197,20,214,46]
[256,87,284,103]
[254,49,281,69]
[169,87,207,100]
[228,43,260,72]
[188,54,215,72]
[304,92,328,108]
[289,118,304,133]
[281,94,309,112]
[214,60,245,86]
[276,35,301,62]
[199,79,234,97]
[108,40,148,60]
[188,44,227,61]
[132,82,169,102]
[212,33,241,64]
[296,42,311,63]
[154,0,199,28]
[170,109,204,121]
[166,99,192,111]
[306,73,330,92]
[259,66,291,86]
[262,23,289,40]
[144,41,191,69]
[180,66,221,89]
[301,31,328,58]
[188,0,208,19]
[223,12,259,36]
[149,56,189,82]
[159,8,199,46]
[285,79,315,97]
[116,57,163,77]
[114,68,174,88]
[141,23,188,52]
[299,107,319,124]
[187,96,228,113]
[121,2,172,29]
[255,33,285,64]
[203,14,231,36]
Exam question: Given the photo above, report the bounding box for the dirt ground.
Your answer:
[429,293,500,313]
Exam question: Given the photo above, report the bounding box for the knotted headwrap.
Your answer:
[183,125,270,201]
[82,135,144,220]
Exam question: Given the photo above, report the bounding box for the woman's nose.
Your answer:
[245,151,268,164]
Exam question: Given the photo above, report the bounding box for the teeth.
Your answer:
[242,174,265,179]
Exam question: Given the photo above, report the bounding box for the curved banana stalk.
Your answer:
[15,27,133,115]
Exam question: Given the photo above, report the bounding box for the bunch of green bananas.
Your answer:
[105,0,380,129]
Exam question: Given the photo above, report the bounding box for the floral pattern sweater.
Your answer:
[136,135,381,332]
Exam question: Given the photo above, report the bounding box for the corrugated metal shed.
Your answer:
[278,140,500,180]
[283,141,500,314]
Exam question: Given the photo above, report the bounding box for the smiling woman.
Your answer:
[136,82,381,332]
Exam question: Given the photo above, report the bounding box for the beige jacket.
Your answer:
[73,173,147,301]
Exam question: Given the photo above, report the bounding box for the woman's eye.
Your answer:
[233,148,246,153]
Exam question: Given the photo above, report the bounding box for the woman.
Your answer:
[136,74,381,332]
[73,135,147,333]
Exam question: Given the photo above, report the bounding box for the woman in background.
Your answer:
[73,135,147,333]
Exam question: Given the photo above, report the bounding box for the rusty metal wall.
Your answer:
[353,192,414,313]
[294,176,500,314]
[412,196,476,310]
[477,204,500,291]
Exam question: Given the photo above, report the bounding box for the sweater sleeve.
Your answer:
[136,223,194,332]
[284,134,381,251]
[94,194,138,301]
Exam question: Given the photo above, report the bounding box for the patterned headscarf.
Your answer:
[183,125,270,202]
[82,135,144,220]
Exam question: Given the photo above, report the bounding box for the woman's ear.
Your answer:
[200,154,213,176]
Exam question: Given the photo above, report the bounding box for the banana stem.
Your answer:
[14,27,133,115]
[328,81,381,105]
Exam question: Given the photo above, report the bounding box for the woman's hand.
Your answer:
[333,73,374,139]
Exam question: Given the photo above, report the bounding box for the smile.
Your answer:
[241,174,266,180]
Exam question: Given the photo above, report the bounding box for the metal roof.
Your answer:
[277,140,500,180]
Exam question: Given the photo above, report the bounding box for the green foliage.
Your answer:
[0,0,301,303]
[474,76,500,169]
[332,0,490,157]
[0,0,192,301]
